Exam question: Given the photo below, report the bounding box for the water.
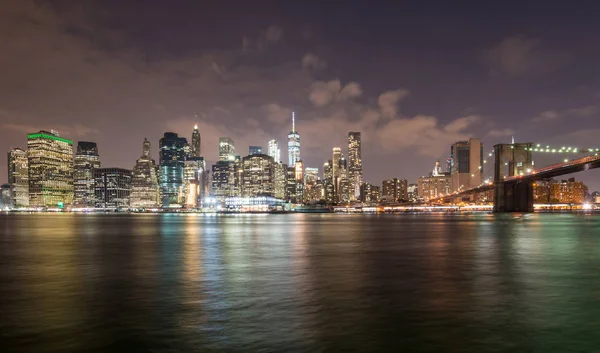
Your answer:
[1,213,599,352]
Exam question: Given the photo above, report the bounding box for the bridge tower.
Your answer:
[493,143,534,212]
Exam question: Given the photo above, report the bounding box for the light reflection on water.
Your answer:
[1,213,599,352]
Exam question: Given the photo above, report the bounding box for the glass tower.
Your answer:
[27,131,74,207]
[219,137,235,161]
[73,141,100,208]
[159,132,187,207]
[287,112,300,166]
[268,139,281,163]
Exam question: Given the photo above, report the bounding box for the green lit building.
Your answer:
[27,130,74,207]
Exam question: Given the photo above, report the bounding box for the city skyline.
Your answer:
[0,1,599,191]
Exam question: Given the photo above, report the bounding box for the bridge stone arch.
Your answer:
[493,143,534,212]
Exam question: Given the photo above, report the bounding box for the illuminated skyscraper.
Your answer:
[332,147,344,203]
[130,138,160,209]
[242,154,275,197]
[159,132,187,207]
[274,162,287,200]
[73,141,100,208]
[7,147,29,207]
[303,167,320,204]
[347,132,362,201]
[287,112,300,166]
[94,168,131,209]
[285,167,297,203]
[382,178,408,202]
[211,161,240,200]
[323,160,334,204]
[268,139,281,163]
[294,160,304,203]
[27,130,74,207]
[219,137,235,161]
[191,124,201,157]
[183,157,206,208]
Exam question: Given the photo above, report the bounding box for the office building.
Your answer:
[27,130,74,207]
[191,124,201,157]
[286,166,297,203]
[288,112,300,166]
[94,168,132,209]
[332,147,342,203]
[418,173,452,201]
[242,154,275,197]
[268,139,281,163]
[294,160,304,203]
[407,183,418,202]
[347,132,362,201]
[450,138,483,192]
[130,138,160,209]
[211,161,240,200]
[249,146,262,155]
[7,147,29,207]
[382,178,408,203]
[1,184,12,208]
[183,157,206,208]
[159,132,187,207]
[360,183,380,204]
[274,162,287,200]
[219,137,235,161]
[73,141,100,208]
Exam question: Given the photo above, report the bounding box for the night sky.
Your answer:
[1,0,599,191]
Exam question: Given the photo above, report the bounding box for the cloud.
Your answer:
[265,25,283,43]
[488,128,515,137]
[2,122,98,137]
[302,53,327,70]
[484,36,568,76]
[566,105,596,117]
[444,115,480,133]
[309,80,363,107]
[377,89,409,119]
[263,103,292,124]
[532,110,561,122]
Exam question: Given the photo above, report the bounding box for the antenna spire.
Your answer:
[292,111,295,133]
[511,136,515,144]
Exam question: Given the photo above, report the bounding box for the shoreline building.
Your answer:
[94,168,132,209]
[0,184,11,208]
[131,138,160,209]
[288,112,300,166]
[73,141,100,208]
[381,178,408,203]
[242,154,275,197]
[183,156,206,208]
[360,183,380,205]
[418,162,452,201]
[7,147,29,208]
[323,160,334,204]
[211,160,240,201]
[274,162,287,200]
[159,132,187,207]
[27,130,74,207]
[347,132,362,201]
[450,138,483,192]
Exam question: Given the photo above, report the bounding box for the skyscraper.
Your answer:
[287,112,300,166]
[219,137,235,161]
[130,138,160,209]
[183,156,206,208]
[94,168,132,209]
[249,146,262,155]
[274,162,287,200]
[323,160,334,204]
[332,147,343,203]
[27,130,74,207]
[347,132,362,201]
[382,178,408,202]
[73,141,100,208]
[211,160,240,200]
[241,154,275,197]
[191,124,201,157]
[7,147,29,207]
[450,138,483,192]
[268,139,281,163]
[159,132,187,207]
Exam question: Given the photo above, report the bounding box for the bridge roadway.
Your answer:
[435,154,600,202]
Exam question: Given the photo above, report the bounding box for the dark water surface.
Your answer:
[1,213,599,352]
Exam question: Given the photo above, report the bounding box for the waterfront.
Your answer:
[1,213,600,352]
